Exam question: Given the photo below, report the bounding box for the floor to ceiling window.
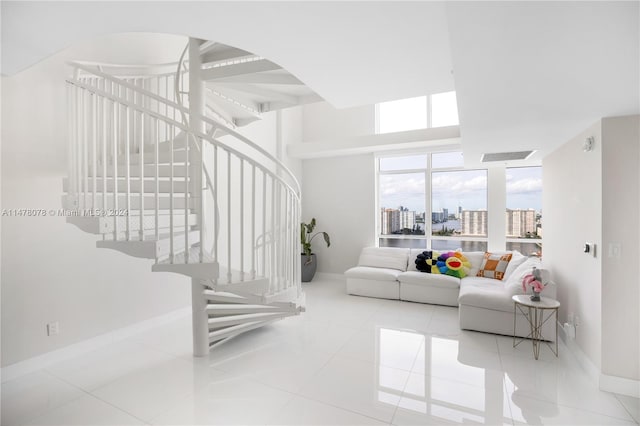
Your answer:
[505,166,542,255]
[377,151,488,251]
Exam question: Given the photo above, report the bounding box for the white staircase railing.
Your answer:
[65,58,302,297]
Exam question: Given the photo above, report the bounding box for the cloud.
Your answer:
[507,178,542,194]
[432,171,487,196]
[380,175,425,197]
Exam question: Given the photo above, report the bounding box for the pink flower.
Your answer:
[522,273,545,293]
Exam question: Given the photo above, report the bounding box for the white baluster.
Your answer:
[240,159,244,279]
[169,124,175,263]
[91,91,97,210]
[227,151,231,283]
[102,85,107,215]
[251,164,256,279]
[199,137,204,263]
[271,177,276,292]
[213,145,218,266]
[112,99,119,240]
[154,118,160,242]
[139,111,145,241]
[125,105,131,240]
[262,173,267,278]
[184,130,190,264]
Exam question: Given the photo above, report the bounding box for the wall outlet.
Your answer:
[47,322,59,336]
[563,322,576,339]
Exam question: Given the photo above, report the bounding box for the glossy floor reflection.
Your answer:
[2,276,638,425]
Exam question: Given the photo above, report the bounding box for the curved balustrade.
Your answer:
[66,58,301,297]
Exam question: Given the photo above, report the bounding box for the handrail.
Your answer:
[69,61,301,198]
[70,60,179,77]
[66,77,300,201]
[68,55,301,293]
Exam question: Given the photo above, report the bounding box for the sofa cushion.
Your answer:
[358,247,409,271]
[503,251,526,280]
[345,266,403,281]
[464,251,487,276]
[476,252,513,280]
[398,271,461,288]
[458,276,514,312]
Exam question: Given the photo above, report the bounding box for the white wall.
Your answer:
[600,115,639,381]
[297,102,373,273]
[0,33,193,366]
[301,154,375,274]
[543,116,640,385]
[543,120,603,371]
[300,102,376,273]
[302,102,374,142]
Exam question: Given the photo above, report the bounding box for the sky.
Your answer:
[379,164,542,214]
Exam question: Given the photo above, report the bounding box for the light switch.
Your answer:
[608,243,621,258]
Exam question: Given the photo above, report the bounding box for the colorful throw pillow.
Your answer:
[436,251,471,278]
[476,252,513,280]
[415,251,440,273]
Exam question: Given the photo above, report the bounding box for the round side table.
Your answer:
[512,294,560,360]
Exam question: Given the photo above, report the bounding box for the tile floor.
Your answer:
[2,276,639,425]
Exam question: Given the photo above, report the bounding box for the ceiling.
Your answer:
[2,1,638,166]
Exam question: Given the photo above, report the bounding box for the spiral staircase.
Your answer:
[62,38,316,356]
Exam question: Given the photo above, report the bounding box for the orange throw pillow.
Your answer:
[476,252,513,280]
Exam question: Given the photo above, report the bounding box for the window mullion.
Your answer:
[426,154,432,249]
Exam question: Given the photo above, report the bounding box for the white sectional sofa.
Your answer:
[345,247,557,339]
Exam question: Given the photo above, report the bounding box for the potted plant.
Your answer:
[300,218,331,282]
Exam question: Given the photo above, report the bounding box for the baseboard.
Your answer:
[600,373,640,398]
[558,321,640,398]
[1,307,191,383]
[313,272,346,281]
[557,321,600,385]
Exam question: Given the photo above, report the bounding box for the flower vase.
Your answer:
[530,290,541,302]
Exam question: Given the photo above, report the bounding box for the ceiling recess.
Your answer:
[481,151,534,162]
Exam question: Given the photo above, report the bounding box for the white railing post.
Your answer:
[189,37,206,265]
[191,279,209,357]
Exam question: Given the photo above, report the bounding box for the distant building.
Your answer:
[380,208,404,234]
[432,209,448,223]
[400,210,416,230]
[506,209,537,237]
[381,207,418,234]
[460,210,487,235]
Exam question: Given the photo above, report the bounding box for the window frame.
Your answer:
[375,151,488,250]
[505,166,543,253]
[375,92,458,135]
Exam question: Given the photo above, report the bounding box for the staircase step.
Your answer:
[208,319,281,343]
[96,230,200,259]
[142,134,189,153]
[119,149,189,165]
[62,193,197,210]
[152,247,217,279]
[63,177,190,194]
[90,164,189,178]
[263,286,306,311]
[207,312,285,329]
[203,290,266,305]
[205,303,287,315]
[211,268,270,294]
[66,211,197,234]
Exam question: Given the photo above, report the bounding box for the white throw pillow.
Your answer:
[504,257,542,296]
